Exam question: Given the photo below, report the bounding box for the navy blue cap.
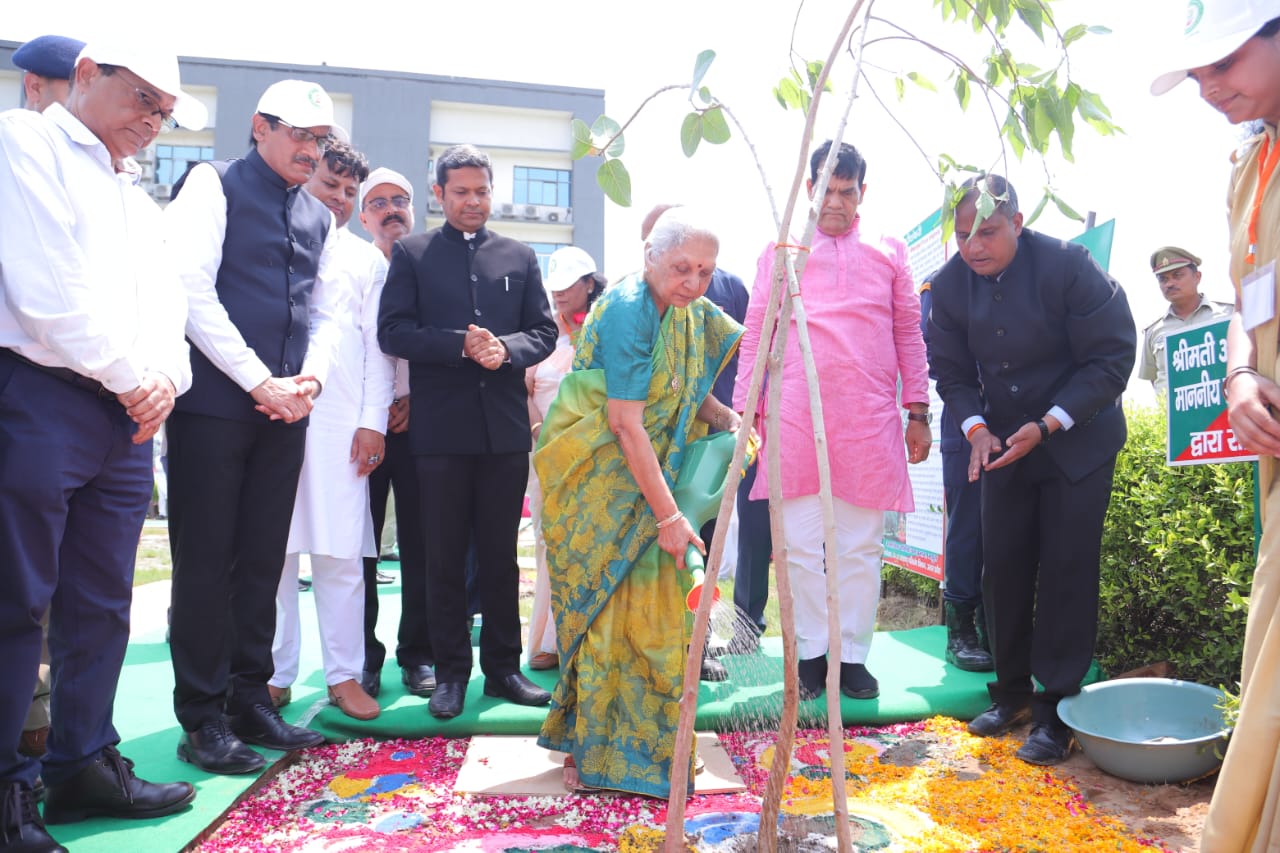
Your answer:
[12,35,86,80]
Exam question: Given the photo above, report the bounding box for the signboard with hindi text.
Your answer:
[1165,317,1256,465]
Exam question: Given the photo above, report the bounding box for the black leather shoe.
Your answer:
[726,625,761,655]
[483,672,551,706]
[361,669,382,698]
[700,651,729,682]
[30,778,43,805]
[1016,722,1076,765]
[177,720,266,775]
[0,782,65,852]
[967,702,1032,737]
[43,745,195,824]
[839,663,880,699]
[374,570,396,584]
[798,656,827,700]
[428,682,466,719]
[230,704,325,751]
[401,664,437,697]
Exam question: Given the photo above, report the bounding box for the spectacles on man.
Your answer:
[109,67,178,133]
[363,195,411,212]
[273,118,330,154]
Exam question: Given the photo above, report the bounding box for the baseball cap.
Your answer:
[360,167,414,209]
[256,80,334,129]
[76,42,207,130]
[1151,246,1203,274]
[1151,0,1280,94]
[12,35,85,79]
[545,246,598,292]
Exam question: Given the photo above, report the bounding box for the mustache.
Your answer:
[293,155,318,169]
[381,213,407,228]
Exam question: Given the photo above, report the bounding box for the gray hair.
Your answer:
[643,206,720,266]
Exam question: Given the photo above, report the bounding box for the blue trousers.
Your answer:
[0,359,151,788]
[941,442,984,605]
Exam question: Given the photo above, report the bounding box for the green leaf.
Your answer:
[570,118,594,160]
[1051,193,1084,221]
[1024,189,1051,226]
[596,158,632,207]
[690,50,716,93]
[953,72,971,111]
[894,76,906,101]
[1088,25,1112,35]
[701,106,731,144]
[1014,1,1045,41]
[1062,23,1088,47]
[806,60,827,91]
[774,75,804,111]
[590,115,625,158]
[907,71,938,93]
[680,112,703,157]
[697,86,713,107]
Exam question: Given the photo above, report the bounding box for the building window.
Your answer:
[154,144,215,187]
[528,242,569,278]
[513,167,571,207]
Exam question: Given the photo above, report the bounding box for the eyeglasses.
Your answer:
[112,68,178,133]
[363,195,411,212]
[273,119,330,154]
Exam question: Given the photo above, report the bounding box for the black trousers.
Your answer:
[167,411,305,730]
[417,452,527,684]
[942,442,984,605]
[731,459,773,633]
[363,430,432,672]
[980,444,1115,725]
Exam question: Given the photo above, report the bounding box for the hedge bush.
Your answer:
[1096,404,1254,686]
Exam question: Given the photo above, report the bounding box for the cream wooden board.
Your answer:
[455,733,746,797]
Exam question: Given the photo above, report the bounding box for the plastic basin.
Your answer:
[1056,677,1232,784]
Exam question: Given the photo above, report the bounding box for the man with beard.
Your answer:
[164,79,340,774]
[355,167,436,700]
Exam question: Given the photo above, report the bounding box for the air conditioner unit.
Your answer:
[522,204,538,219]
[151,183,173,200]
[499,202,515,217]
[546,210,561,223]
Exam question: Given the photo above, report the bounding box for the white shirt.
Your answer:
[163,159,341,394]
[323,228,395,433]
[0,104,191,394]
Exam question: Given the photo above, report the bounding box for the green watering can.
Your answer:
[669,429,758,611]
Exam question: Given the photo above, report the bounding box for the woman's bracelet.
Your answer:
[656,510,684,530]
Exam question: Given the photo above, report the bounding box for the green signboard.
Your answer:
[1165,317,1256,465]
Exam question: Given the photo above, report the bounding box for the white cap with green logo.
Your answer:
[1151,0,1280,94]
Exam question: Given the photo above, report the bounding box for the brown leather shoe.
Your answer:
[328,679,380,721]
[18,725,49,758]
[267,685,291,709]
[528,651,558,671]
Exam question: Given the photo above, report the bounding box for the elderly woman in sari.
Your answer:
[534,207,743,797]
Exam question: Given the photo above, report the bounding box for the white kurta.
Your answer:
[286,228,395,559]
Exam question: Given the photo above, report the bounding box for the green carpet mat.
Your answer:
[55,569,1101,851]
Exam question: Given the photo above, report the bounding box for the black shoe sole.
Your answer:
[427,700,463,719]
[176,743,265,775]
[44,786,197,823]
[1016,736,1076,765]
[402,682,436,698]
[946,652,995,672]
[840,686,880,700]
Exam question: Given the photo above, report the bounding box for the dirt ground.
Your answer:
[874,589,1212,852]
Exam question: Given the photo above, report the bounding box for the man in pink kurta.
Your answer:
[733,140,931,700]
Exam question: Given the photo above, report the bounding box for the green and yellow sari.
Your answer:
[533,274,741,798]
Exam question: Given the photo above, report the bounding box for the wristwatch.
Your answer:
[907,411,932,424]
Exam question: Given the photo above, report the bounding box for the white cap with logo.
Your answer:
[75,42,207,130]
[545,246,598,292]
[1151,0,1280,94]
[256,79,334,128]
[359,167,414,209]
